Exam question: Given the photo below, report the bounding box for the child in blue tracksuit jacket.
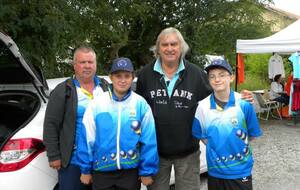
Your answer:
[78,57,159,190]
[192,59,262,190]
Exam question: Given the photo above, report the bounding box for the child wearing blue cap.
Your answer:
[78,57,159,190]
[192,59,262,190]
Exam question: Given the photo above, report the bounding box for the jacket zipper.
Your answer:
[116,102,121,169]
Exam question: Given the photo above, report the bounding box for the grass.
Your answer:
[233,72,270,92]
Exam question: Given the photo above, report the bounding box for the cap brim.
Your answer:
[205,65,232,74]
[110,68,134,74]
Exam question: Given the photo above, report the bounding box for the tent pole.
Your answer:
[235,53,238,91]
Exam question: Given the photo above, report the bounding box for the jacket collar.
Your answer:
[108,84,132,102]
[209,90,235,110]
[153,58,185,75]
[72,75,100,88]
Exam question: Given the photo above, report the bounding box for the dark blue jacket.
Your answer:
[136,60,212,158]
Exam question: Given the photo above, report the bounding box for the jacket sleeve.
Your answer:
[43,83,66,162]
[196,67,212,101]
[78,103,96,174]
[138,101,159,176]
[240,100,262,138]
[192,102,206,139]
[136,74,144,97]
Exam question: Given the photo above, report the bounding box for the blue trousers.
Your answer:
[58,164,92,190]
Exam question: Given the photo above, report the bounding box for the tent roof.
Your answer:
[236,19,300,54]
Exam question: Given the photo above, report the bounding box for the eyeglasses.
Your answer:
[208,73,231,81]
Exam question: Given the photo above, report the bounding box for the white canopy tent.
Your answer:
[236,19,300,54]
[235,20,300,110]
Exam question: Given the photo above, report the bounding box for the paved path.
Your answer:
[200,119,300,190]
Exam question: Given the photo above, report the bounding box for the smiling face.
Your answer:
[110,71,134,99]
[73,50,97,83]
[158,32,181,66]
[208,68,233,93]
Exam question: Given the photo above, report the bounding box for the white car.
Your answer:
[0,32,58,189]
[0,32,206,190]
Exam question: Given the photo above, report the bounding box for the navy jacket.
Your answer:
[136,60,212,158]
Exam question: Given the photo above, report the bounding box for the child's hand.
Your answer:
[80,174,92,185]
[140,176,154,186]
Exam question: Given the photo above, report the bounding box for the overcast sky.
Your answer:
[272,0,300,16]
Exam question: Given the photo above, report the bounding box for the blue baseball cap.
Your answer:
[110,57,134,74]
[205,59,232,74]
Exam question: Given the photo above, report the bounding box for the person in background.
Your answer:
[270,74,289,105]
[136,27,254,190]
[192,59,262,190]
[79,57,159,190]
[43,46,108,190]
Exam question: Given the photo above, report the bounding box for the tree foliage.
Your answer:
[0,0,273,77]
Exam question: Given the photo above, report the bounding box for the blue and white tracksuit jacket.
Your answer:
[192,90,262,179]
[78,89,159,176]
[70,77,104,166]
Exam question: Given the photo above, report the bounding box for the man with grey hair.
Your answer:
[136,27,212,190]
[137,27,254,190]
[43,45,108,190]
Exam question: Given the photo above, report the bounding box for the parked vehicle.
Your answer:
[0,32,206,190]
[0,32,57,189]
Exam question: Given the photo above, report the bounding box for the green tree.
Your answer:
[0,0,273,77]
[0,1,79,77]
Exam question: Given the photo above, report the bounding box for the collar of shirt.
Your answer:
[153,58,185,76]
[73,76,100,99]
[153,58,185,97]
[108,84,132,102]
[73,75,100,88]
[210,90,236,110]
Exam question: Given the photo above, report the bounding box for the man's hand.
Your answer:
[80,174,92,185]
[49,160,61,170]
[241,90,254,104]
[140,176,154,186]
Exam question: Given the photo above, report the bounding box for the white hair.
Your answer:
[151,27,189,59]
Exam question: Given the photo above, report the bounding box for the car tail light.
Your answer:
[0,138,45,172]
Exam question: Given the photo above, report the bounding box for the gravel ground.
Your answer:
[199,118,300,190]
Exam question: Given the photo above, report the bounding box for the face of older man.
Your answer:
[73,50,97,83]
[158,32,181,66]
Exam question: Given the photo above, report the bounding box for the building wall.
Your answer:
[263,6,300,32]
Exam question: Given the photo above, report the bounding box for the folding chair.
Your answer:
[254,91,282,120]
